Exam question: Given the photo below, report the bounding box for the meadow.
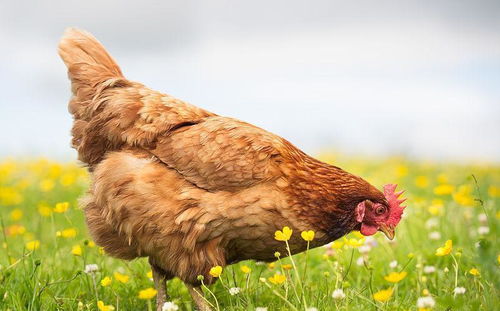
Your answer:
[0,155,498,310]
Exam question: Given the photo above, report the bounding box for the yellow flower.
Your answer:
[395,165,408,177]
[6,224,26,236]
[39,179,55,192]
[72,245,82,256]
[100,276,112,287]
[54,202,70,213]
[113,272,129,283]
[373,288,393,302]
[344,237,365,248]
[435,240,453,256]
[281,264,293,270]
[57,228,77,238]
[330,241,344,249]
[415,176,429,188]
[26,240,40,251]
[97,301,115,311]
[437,173,448,184]
[146,271,153,279]
[384,271,407,283]
[301,230,315,241]
[433,184,454,195]
[497,254,500,265]
[453,185,475,206]
[274,251,281,258]
[10,209,23,221]
[469,268,480,276]
[407,253,415,259]
[275,226,293,241]
[138,287,157,299]
[268,262,276,269]
[352,231,364,239]
[488,185,500,198]
[209,265,222,278]
[268,273,286,285]
[240,265,252,274]
[37,204,52,217]
[87,241,96,248]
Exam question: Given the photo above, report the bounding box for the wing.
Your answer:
[150,116,285,191]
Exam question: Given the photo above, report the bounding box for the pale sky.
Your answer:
[1,0,499,162]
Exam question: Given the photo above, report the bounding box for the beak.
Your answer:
[379,224,395,240]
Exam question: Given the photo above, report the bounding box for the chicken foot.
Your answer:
[149,259,171,311]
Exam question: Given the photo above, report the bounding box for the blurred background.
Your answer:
[1,0,499,162]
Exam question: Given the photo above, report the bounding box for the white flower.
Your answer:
[364,236,377,247]
[229,287,241,295]
[423,266,436,274]
[478,213,487,223]
[453,287,466,295]
[359,245,371,254]
[425,218,439,229]
[478,226,490,235]
[84,264,99,274]
[417,296,436,308]
[255,308,268,311]
[307,308,318,311]
[255,261,266,266]
[428,231,441,240]
[162,301,179,311]
[356,257,365,266]
[389,260,398,269]
[443,267,449,273]
[332,288,346,299]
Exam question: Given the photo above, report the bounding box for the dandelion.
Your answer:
[330,240,344,249]
[416,296,435,309]
[477,226,489,235]
[138,287,157,299]
[373,288,393,302]
[10,209,23,221]
[84,264,99,274]
[54,202,70,213]
[468,268,480,276]
[162,302,179,311]
[56,228,77,238]
[435,240,452,256]
[26,240,40,251]
[332,288,346,299]
[281,264,293,270]
[37,204,52,217]
[72,245,82,256]
[40,179,55,192]
[268,273,286,285]
[267,262,276,269]
[423,266,436,274]
[113,272,129,283]
[228,287,241,295]
[6,224,26,236]
[428,231,441,240]
[389,260,398,269]
[209,265,222,278]
[97,301,115,311]
[146,271,153,279]
[240,265,251,274]
[488,185,500,197]
[384,271,407,283]
[100,276,112,287]
[453,287,466,295]
[274,226,293,241]
[301,230,315,241]
[415,176,429,188]
[433,184,454,195]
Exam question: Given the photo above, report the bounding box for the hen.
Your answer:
[58,29,406,310]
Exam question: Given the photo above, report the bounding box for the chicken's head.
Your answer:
[355,184,406,240]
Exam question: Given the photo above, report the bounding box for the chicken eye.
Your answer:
[375,205,386,215]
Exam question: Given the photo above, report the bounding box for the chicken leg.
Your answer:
[149,259,171,311]
[187,285,213,311]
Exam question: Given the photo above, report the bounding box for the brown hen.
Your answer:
[58,28,405,311]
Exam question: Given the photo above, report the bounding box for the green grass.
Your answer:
[0,155,498,310]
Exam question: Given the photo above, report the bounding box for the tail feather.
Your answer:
[58,28,127,117]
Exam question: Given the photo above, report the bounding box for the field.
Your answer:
[0,155,498,310]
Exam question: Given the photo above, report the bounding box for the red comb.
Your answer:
[383,184,406,227]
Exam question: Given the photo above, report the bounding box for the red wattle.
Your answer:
[360,223,378,236]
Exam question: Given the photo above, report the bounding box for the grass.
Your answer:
[0,155,498,310]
